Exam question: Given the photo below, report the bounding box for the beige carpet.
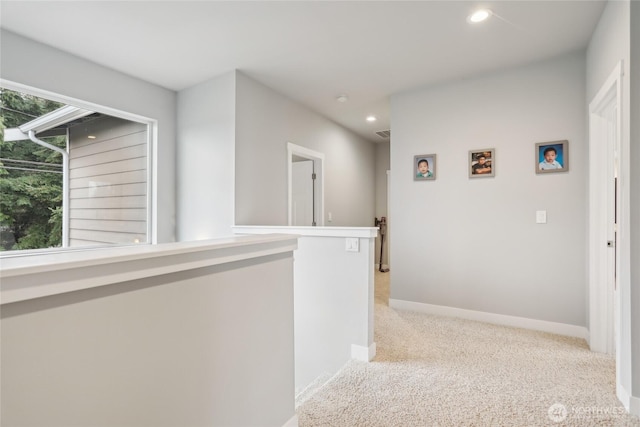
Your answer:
[296,271,640,426]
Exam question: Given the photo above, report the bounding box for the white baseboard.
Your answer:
[618,383,630,411]
[351,342,377,361]
[631,394,640,417]
[618,383,640,416]
[282,414,299,427]
[389,299,589,340]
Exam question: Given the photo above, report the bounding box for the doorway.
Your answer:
[287,143,324,226]
[588,61,622,356]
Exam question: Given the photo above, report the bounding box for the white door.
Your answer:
[588,62,622,356]
[292,160,314,226]
[603,96,618,355]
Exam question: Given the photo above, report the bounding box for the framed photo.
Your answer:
[469,149,495,178]
[536,140,568,174]
[414,154,436,181]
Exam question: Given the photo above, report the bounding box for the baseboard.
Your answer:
[631,394,640,417]
[617,382,630,411]
[389,299,589,340]
[295,372,333,405]
[282,414,299,427]
[618,383,640,416]
[351,342,377,361]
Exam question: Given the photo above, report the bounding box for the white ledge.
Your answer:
[0,234,298,305]
[233,225,378,238]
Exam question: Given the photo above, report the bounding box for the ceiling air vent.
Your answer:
[375,130,391,139]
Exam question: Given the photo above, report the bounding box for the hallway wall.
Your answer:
[235,72,376,227]
[390,53,587,327]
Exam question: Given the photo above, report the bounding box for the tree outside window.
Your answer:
[0,89,65,250]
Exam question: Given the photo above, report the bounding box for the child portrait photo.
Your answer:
[469,149,495,178]
[536,140,568,174]
[414,154,436,181]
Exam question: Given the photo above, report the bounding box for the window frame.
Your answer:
[0,79,157,254]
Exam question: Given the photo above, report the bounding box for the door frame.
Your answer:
[287,142,324,226]
[385,169,390,269]
[588,62,629,406]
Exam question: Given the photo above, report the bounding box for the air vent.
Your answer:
[375,130,391,139]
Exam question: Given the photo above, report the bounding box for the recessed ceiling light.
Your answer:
[366,115,377,122]
[87,135,96,139]
[336,94,349,103]
[468,9,492,23]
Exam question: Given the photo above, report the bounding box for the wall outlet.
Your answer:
[536,210,547,224]
[345,237,359,252]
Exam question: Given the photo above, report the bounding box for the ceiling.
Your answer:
[0,1,606,143]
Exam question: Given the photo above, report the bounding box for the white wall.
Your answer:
[1,236,297,427]
[233,226,377,394]
[176,71,236,240]
[235,72,376,227]
[586,0,639,410]
[0,30,176,243]
[390,53,587,326]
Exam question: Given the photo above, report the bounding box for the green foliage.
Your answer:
[0,88,65,250]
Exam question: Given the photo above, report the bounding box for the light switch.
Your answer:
[345,237,359,252]
[536,210,547,224]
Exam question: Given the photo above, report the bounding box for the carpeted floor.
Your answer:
[296,271,640,426]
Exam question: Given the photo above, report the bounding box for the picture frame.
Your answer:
[536,140,568,174]
[414,154,436,181]
[469,149,495,178]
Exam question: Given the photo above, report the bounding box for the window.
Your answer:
[0,87,152,252]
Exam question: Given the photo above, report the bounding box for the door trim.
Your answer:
[588,61,622,355]
[287,143,324,226]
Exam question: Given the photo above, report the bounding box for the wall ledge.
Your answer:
[0,235,298,305]
[233,225,378,238]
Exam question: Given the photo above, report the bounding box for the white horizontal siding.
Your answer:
[70,157,146,179]
[70,183,146,199]
[70,144,146,169]
[70,131,146,158]
[69,208,147,221]
[70,170,146,189]
[70,195,146,209]
[69,116,148,247]
[69,229,146,244]
[70,219,146,234]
